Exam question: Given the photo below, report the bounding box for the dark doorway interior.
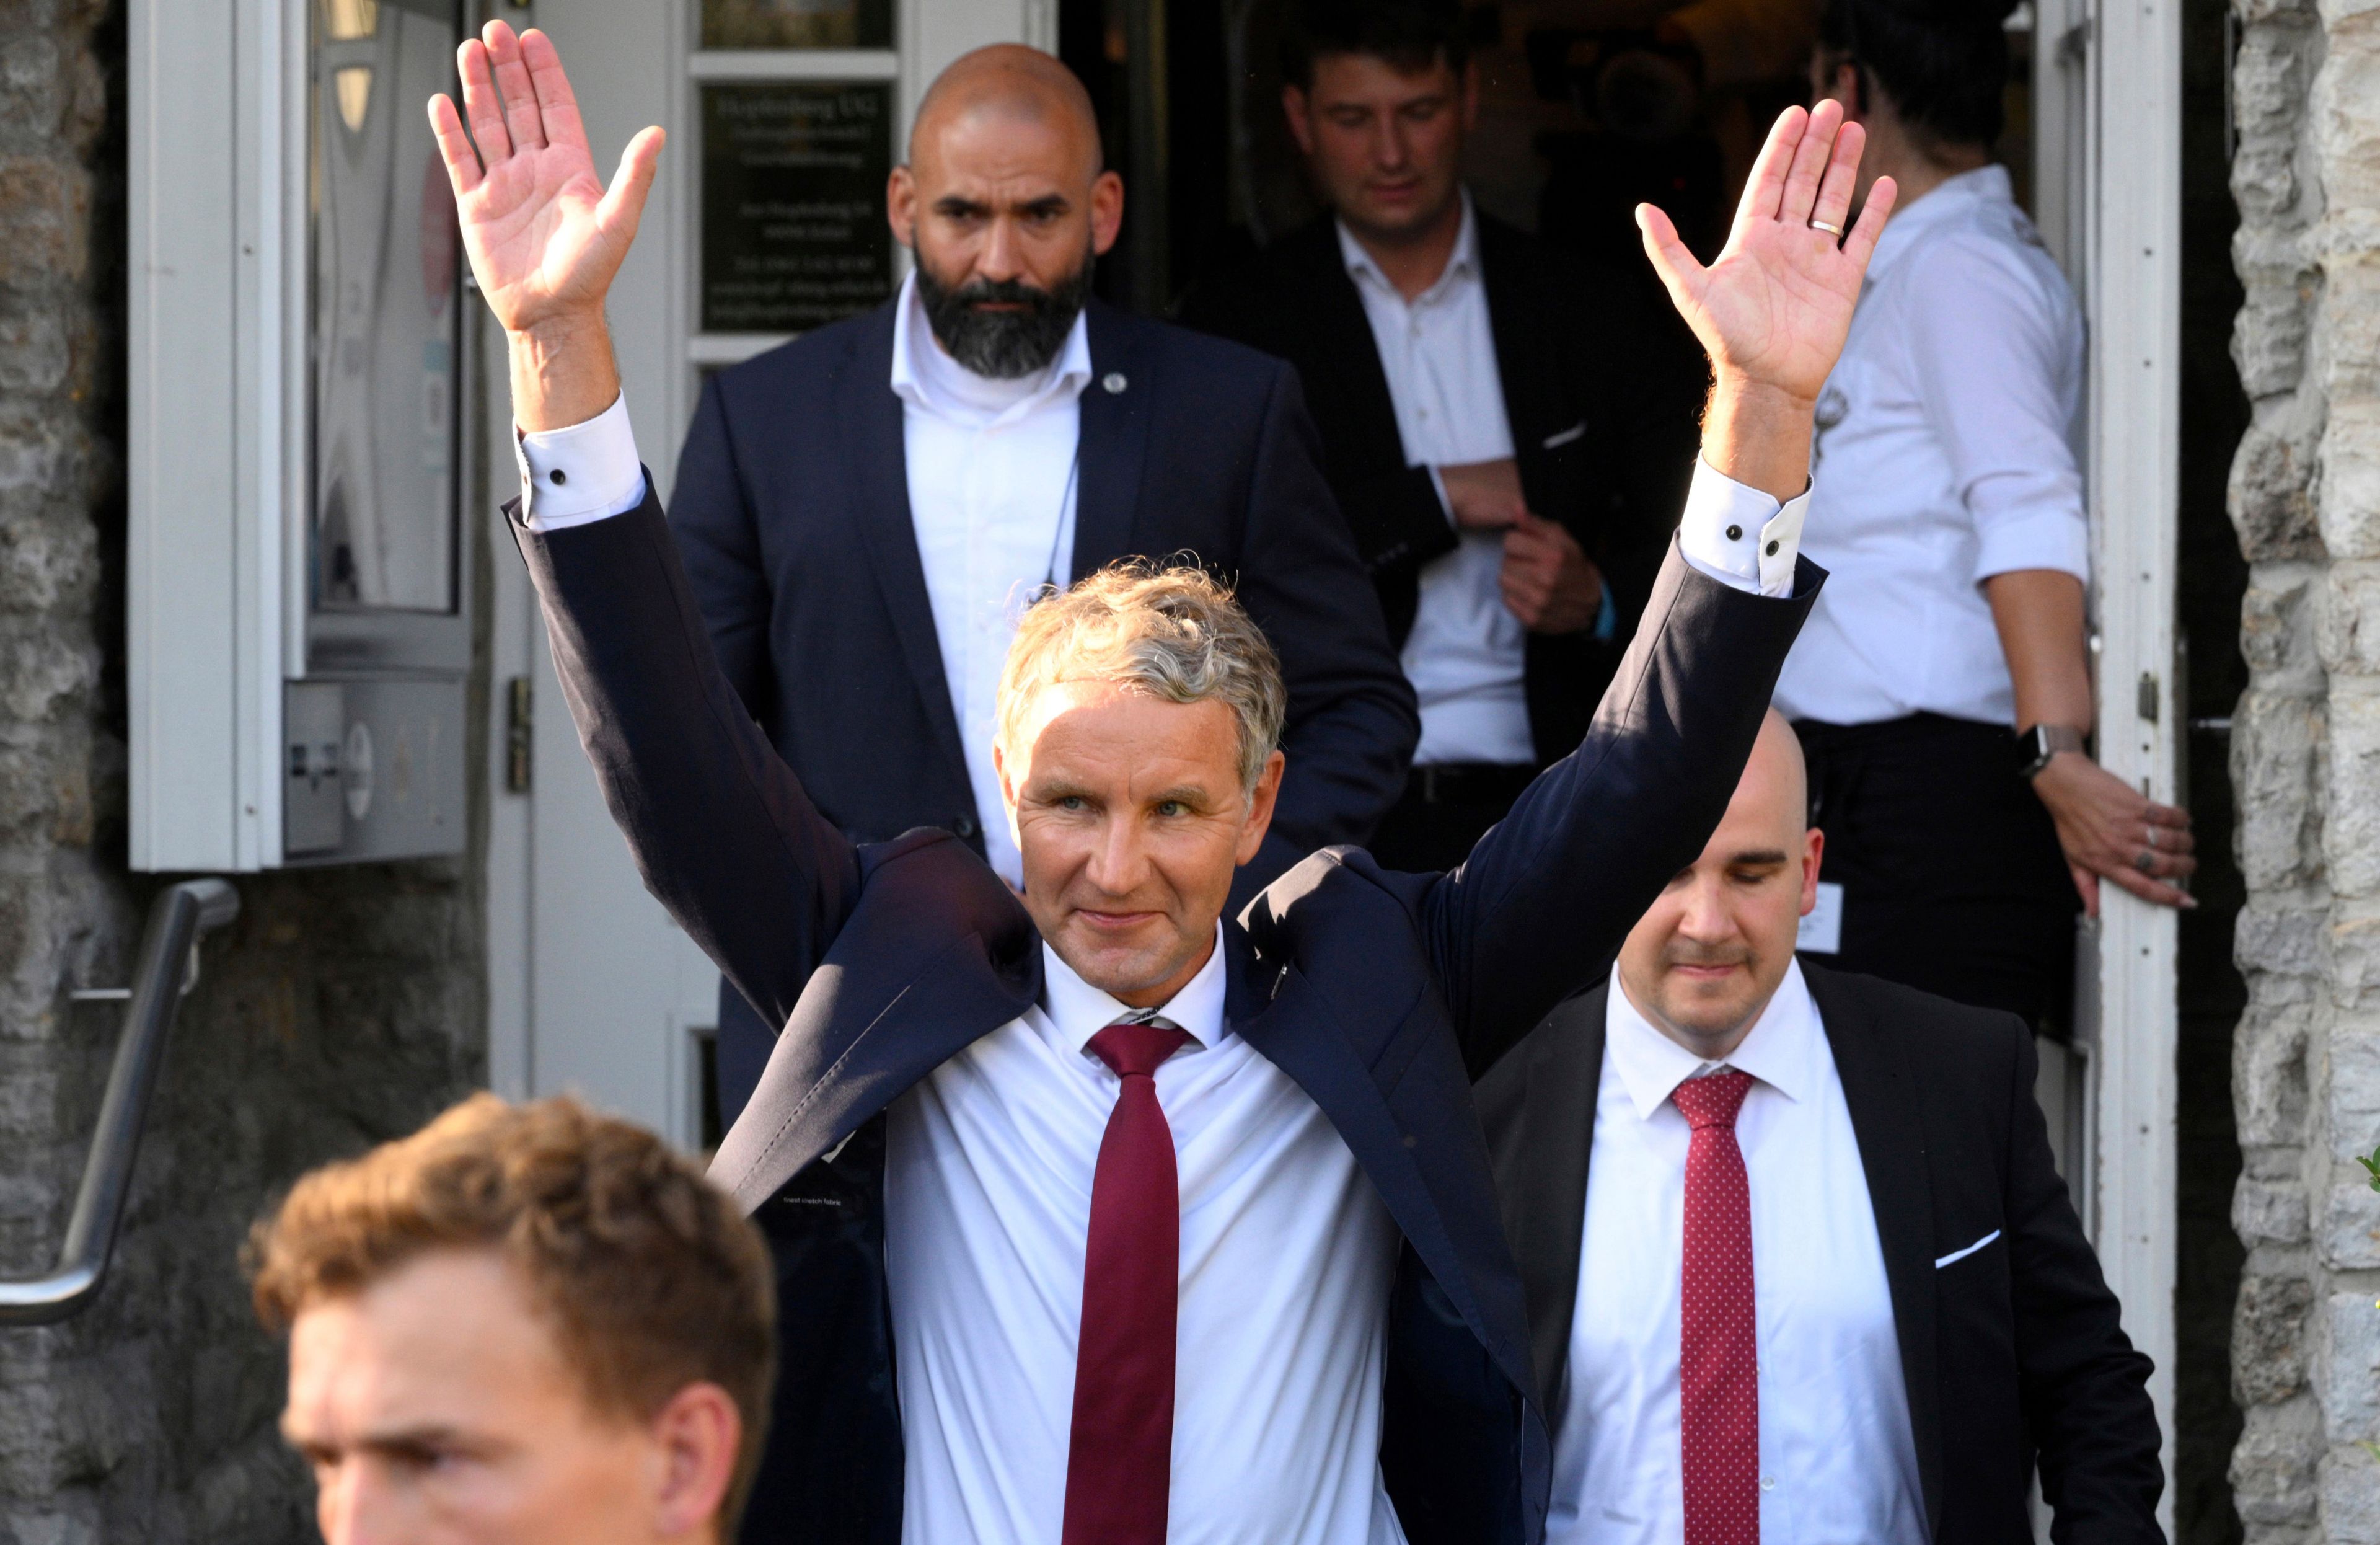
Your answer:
[2175,0,2250,1533]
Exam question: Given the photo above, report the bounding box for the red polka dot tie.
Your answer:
[1673,1068,1759,1545]
[1062,1016,1192,1545]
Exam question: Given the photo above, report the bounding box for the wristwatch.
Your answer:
[2015,724,2089,780]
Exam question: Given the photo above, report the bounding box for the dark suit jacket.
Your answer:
[507,474,1820,1545]
[1476,965,2164,1543]
[1180,212,1703,763]
[671,297,1421,1123]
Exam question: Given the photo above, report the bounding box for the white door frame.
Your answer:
[2037,0,2184,1524]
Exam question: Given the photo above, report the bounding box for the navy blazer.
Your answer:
[669,297,1420,1125]
[509,480,1820,1545]
[1478,968,2163,1543]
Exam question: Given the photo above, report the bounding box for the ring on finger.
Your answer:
[1811,218,1845,236]
[2135,849,2157,875]
[2145,825,2159,851]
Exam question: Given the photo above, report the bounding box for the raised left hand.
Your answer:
[1636,97,1894,408]
[1500,514,1605,634]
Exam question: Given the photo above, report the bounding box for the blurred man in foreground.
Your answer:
[252,1094,775,1545]
[1479,713,2161,1543]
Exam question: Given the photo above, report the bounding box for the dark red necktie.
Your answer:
[1062,1015,1192,1545]
[1674,1068,1759,1545]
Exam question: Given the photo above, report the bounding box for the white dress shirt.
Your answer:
[1340,199,1533,767]
[890,272,1093,885]
[885,926,1408,1545]
[1774,164,2089,728]
[1548,962,1926,1545]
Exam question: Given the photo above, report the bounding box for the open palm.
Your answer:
[1638,100,1897,406]
[428,21,661,337]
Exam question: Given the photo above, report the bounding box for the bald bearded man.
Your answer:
[654,46,1418,1127]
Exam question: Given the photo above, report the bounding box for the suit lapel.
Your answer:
[1807,963,1944,1535]
[1295,228,1408,459]
[1232,942,1541,1412]
[844,306,969,777]
[1070,301,1152,580]
[1475,216,1551,454]
[1509,984,1605,1414]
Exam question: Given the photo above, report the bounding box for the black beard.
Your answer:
[913,248,1093,379]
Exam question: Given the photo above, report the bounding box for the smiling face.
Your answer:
[282,1249,726,1545]
[1284,50,1474,248]
[996,680,1282,1007]
[1615,712,1822,1059]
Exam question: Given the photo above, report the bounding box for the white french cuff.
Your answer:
[1675,458,1810,598]
[514,392,648,533]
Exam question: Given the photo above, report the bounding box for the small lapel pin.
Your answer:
[1102,371,1127,395]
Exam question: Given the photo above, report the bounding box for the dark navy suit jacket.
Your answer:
[1478,968,2163,1543]
[669,298,1420,1125]
[509,478,1819,1545]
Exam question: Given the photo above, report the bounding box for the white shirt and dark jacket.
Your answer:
[1477,959,2163,1545]
[1773,165,2094,1037]
[509,389,1820,1544]
[1182,201,1704,776]
[663,278,1421,1128]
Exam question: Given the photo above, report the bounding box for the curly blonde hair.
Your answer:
[996,561,1287,793]
[249,1094,776,1528]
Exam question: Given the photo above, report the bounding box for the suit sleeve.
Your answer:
[668,374,778,725]
[2001,1027,2166,1539]
[509,482,860,1034]
[1417,540,1819,1075]
[1233,361,1422,888]
[1176,281,1457,580]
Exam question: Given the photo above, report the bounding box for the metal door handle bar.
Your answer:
[0,878,239,1326]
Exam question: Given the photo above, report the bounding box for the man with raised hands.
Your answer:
[428,21,1891,1545]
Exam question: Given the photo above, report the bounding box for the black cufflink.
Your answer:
[1726,524,1742,541]
[550,468,568,485]
[1766,540,1779,556]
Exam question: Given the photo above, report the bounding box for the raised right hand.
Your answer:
[429,22,661,426]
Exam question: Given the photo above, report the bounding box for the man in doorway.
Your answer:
[1478,711,2163,1543]
[668,43,1418,1126]
[431,19,1888,1542]
[1183,0,1703,870]
[255,1094,776,1545]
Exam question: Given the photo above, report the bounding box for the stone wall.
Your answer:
[2227,0,2376,1525]
[0,2,490,1540]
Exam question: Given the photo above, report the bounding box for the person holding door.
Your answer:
[1781,0,2195,1038]
[667,45,1419,1126]
[1184,0,1703,872]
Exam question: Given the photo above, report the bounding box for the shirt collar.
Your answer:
[1336,191,1481,307]
[888,268,1094,423]
[1041,922,1232,1060]
[1603,958,1820,1121]
[1864,162,2011,281]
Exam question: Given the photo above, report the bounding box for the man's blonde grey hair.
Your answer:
[996,562,1287,794]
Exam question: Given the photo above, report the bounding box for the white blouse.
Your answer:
[1773,164,2089,729]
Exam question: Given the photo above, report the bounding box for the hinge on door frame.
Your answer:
[506,675,532,793]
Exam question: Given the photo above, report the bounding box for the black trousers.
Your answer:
[1368,763,1540,874]
[1793,712,2082,1040]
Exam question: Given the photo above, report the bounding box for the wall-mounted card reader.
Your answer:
[128,0,471,870]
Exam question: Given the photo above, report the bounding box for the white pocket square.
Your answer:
[1934,1229,2002,1268]
[1542,422,1587,450]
